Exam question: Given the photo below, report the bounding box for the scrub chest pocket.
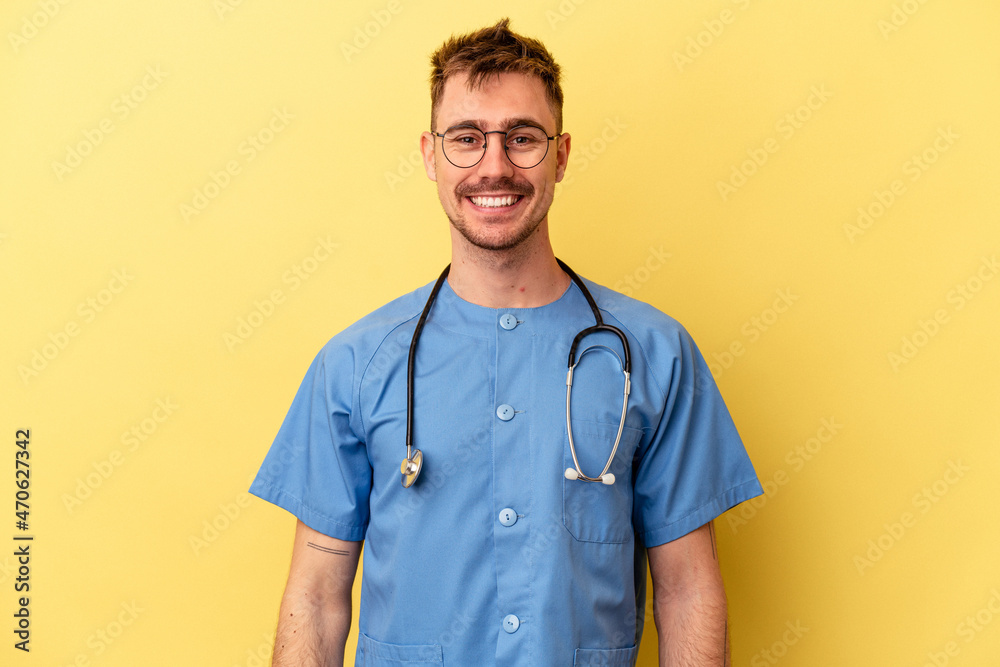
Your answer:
[563,421,642,544]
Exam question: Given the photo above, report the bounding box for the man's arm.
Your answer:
[272,519,362,667]
[647,521,730,667]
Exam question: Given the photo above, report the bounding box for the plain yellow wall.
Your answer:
[2,1,999,665]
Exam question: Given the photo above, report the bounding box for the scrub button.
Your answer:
[498,508,517,527]
[499,313,518,330]
[496,404,515,421]
[502,614,520,633]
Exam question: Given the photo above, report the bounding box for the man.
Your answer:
[251,19,762,666]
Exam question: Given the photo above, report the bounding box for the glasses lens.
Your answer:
[505,126,550,168]
[441,126,487,168]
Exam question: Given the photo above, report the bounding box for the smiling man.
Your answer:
[251,19,762,667]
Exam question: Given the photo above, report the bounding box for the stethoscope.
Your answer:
[401,259,632,488]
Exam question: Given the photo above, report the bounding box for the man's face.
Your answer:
[421,72,570,254]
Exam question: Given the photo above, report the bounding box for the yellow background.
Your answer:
[2,0,999,664]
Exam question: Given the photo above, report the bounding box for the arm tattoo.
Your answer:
[306,541,349,556]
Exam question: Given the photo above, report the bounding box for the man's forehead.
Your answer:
[436,71,555,128]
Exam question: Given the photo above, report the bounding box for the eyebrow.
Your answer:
[447,117,548,132]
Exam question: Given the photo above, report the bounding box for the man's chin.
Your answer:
[451,217,543,253]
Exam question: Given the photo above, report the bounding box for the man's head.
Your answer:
[428,18,564,134]
[420,20,571,259]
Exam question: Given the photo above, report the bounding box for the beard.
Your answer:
[444,177,553,253]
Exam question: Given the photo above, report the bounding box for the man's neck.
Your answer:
[446,233,570,309]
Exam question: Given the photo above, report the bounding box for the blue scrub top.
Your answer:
[250,276,763,667]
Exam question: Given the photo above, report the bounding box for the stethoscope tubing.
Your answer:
[405,264,451,465]
[403,260,632,487]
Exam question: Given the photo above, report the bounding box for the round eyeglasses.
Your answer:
[432,124,558,169]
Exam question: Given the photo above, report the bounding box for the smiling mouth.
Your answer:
[468,195,523,208]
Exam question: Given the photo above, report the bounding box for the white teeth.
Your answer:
[470,195,519,208]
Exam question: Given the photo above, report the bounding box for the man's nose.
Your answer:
[475,134,516,179]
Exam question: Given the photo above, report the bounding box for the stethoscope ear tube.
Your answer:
[567,325,632,375]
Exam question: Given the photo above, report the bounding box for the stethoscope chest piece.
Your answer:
[401,449,423,488]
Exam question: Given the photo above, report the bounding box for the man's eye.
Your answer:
[507,134,541,148]
[448,134,482,146]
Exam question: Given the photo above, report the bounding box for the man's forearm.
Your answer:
[272,587,352,667]
[654,586,730,666]
[272,525,361,667]
[648,522,731,666]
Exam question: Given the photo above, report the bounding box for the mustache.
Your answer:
[456,178,534,197]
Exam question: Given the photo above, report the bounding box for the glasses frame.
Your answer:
[431,124,560,169]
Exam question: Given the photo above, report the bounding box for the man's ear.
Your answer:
[555,133,571,183]
[420,132,437,182]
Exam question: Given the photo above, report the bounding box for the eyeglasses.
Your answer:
[432,124,558,169]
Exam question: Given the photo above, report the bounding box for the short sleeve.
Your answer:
[249,341,371,541]
[632,326,762,547]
